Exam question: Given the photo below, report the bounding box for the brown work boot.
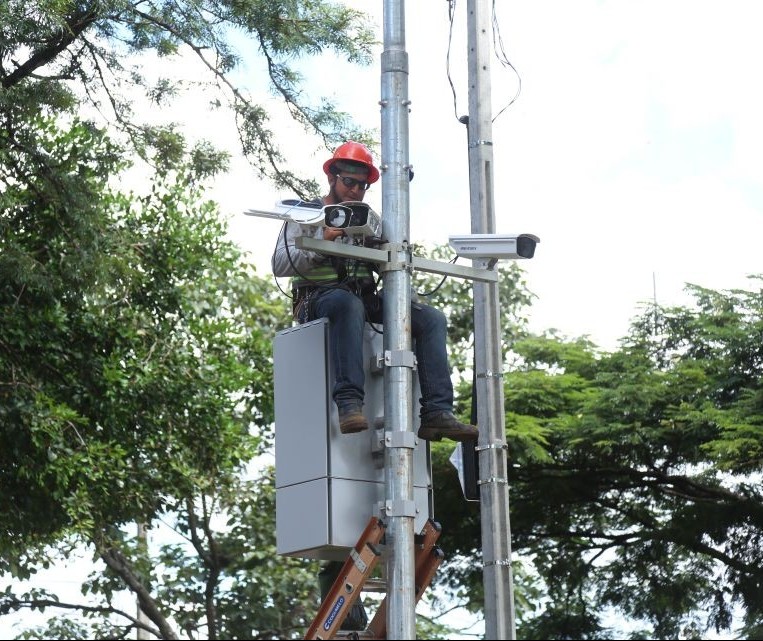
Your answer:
[417,411,478,442]
[338,404,369,434]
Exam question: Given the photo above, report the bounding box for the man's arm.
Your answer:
[271,222,330,277]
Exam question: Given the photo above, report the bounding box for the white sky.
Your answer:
[222,0,763,351]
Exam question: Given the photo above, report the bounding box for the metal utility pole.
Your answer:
[464,0,517,638]
[380,0,416,638]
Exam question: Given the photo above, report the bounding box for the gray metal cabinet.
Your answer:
[274,318,433,560]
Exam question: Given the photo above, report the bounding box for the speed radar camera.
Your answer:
[323,202,381,238]
[244,199,381,240]
[448,233,540,260]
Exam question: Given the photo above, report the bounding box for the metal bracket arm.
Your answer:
[411,255,498,283]
[297,237,499,283]
[297,236,387,264]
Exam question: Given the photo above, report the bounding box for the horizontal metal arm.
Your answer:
[296,237,498,283]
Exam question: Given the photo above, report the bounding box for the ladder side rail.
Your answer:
[305,517,386,640]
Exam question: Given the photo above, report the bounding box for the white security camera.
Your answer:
[245,200,381,239]
[448,233,540,259]
[323,202,382,239]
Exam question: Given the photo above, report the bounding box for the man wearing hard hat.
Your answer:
[272,141,477,442]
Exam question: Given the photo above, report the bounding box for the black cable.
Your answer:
[416,255,458,298]
[444,0,522,124]
[491,0,522,123]
[272,214,384,327]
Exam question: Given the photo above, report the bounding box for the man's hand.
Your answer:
[323,227,345,241]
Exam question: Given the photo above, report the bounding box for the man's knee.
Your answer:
[314,288,366,326]
[412,301,447,331]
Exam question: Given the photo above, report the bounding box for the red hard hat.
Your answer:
[322,141,380,184]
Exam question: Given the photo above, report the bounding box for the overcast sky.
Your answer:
[224,0,763,351]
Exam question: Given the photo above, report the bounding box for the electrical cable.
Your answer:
[491,0,521,123]
[416,255,459,298]
[444,0,522,124]
[446,0,461,124]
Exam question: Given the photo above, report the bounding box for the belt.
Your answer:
[293,277,375,297]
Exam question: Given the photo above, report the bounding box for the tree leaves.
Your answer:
[431,277,763,638]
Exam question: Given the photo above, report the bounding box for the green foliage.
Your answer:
[146,469,320,640]
[0,105,299,638]
[1,0,378,195]
[430,277,763,639]
[412,243,535,381]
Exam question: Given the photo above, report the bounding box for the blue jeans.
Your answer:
[306,287,454,418]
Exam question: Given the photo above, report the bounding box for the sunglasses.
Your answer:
[336,174,370,190]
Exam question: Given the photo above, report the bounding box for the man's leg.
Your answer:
[411,301,454,415]
[311,288,368,433]
[411,301,478,442]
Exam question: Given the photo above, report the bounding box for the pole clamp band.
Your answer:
[383,349,416,369]
[483,559,512,568]
[384,431,417,449]
[478,476,508,486]
[476,370,504,379]
[382,500,418,517]
[475,442,508,452]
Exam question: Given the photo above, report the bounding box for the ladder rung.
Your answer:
[332,631,379,640]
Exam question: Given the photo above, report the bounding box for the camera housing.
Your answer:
[323,201,382,239]
[244,200,381,240]
[448,233,540,260]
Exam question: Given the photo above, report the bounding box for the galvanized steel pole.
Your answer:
[380,0,416,638]
[464,0,517,638]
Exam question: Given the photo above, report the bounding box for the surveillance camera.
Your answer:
[448,233,540,259]
[245,200,381,239]
[324,201,381,238]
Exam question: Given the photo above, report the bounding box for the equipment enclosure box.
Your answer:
[274,318,433,561]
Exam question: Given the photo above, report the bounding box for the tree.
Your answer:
[0,96,323,637]
[427,276,763,639]
[1,3,385,637]
[1,0,378,196]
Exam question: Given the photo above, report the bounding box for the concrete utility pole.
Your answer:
[379,0,416,638]
[464,0,517,638]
